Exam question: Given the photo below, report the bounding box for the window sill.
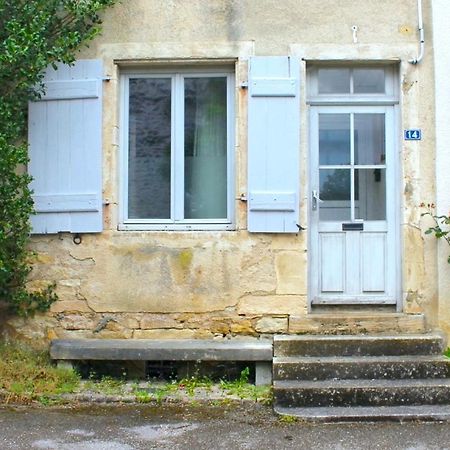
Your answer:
[118,223,236,232]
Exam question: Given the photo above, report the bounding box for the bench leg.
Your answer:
[255,362,272,386]
[57,360,74,371]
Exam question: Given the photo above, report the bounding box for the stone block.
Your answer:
[255,361,273,386]
[230,320,256,335]
[288,313,427,335]
[133,329,197,339]
[237,295,307,315]
[50,300,92,313]
[96,329,133,339]
[255,317,288,333]
[239,245,277,294]
[119,315,141,330]
[58,314,96,331]
[275,252,306,295]
[140,314,182,329]
[270,235,305,251]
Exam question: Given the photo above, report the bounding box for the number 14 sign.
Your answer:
[404,129,422,140]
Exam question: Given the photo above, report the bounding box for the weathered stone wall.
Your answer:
[4,0,446,344]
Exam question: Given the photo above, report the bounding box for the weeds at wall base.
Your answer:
[0,342,272,406]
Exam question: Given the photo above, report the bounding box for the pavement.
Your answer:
[1,403,450,450]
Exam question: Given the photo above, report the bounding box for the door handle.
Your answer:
[312,190,323,211]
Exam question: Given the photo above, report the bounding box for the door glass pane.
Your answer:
[354,114,385,165]
[318,68,350,94]
[184,77,227,219]
[319,169,351,221]
[353,69,385,93]
[354,169,386,220]
[319,114,351,165]
[128,78,171,219]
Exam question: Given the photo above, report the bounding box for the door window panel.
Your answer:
[354,168,386,220]
[319,114,351,165]
[319,169,351,221]
[354,114,386,165]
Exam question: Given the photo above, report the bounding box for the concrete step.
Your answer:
[274,378,450,408]
[289,313,427,335]
[274,333,446,358]
[273,355,450,381]
[274,405,450,422]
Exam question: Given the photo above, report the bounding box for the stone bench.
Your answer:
[50,339,274,385]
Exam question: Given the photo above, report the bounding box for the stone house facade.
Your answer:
[5,0,450,345]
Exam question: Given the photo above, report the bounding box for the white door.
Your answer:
[309,106,398,305]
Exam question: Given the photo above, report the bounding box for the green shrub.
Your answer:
[0,0,116,316]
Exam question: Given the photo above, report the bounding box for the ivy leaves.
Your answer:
[0,0,115,315]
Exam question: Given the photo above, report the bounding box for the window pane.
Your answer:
[355,168,386,220]
[128,78,171,219]
[354,114,385,165]
[319,114,351,165]
[353,69,385,93]
[319,169,351,221]
[318,68,350,94]
[184,77,228,219]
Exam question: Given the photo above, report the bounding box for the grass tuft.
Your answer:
[0,341,80,403]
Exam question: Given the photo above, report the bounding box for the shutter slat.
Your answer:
[34,194,101,213]
[247,56,300,233]
[40,80,99,101]
[28,59,103,234]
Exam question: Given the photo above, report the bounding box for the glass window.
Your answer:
[318,68,350,94]
[354,114,386,165]
[354,168,386,220]
[314,67,388,96]
[128,78,171,219]
[353,69,385,94]
[184,77,228,219]
[125,71,233,226]
[319,114,351,165]
[319,169,351,221]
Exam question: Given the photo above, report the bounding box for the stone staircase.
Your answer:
[273,332,450,421]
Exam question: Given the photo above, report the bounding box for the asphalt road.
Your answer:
[1,404,450,450]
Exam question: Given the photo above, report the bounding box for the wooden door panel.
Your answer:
[320,233,346,292]
[361,233,386,292]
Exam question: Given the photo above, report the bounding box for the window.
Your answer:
[121,68,235,230]
[307,65,398,103]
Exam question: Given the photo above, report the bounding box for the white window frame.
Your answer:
[119,67,235,231]
[307,64,399,106]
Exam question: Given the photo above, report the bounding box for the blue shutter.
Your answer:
[28,60,103,233]
[247,56,300,233]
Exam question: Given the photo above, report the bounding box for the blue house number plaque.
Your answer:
[404,129,422,140]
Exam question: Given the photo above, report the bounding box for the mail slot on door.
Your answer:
[342,223,364,231]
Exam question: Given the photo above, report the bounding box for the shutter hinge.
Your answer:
[240,81,248,89]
